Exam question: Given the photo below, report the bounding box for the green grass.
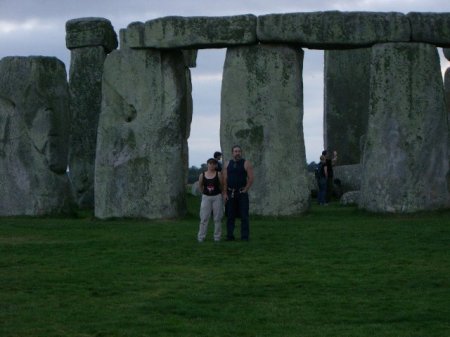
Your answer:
[1,195,450,336]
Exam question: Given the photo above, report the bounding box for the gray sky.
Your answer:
[1,0,449,166]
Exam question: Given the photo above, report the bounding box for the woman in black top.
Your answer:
[197,158,223,242]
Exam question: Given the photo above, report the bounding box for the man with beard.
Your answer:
[222,145,254,241]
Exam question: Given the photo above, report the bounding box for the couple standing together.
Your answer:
[197,145,254,242]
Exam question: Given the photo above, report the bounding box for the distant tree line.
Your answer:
[307,161,318,172]
[187,164,207,184]
[188,161,318,184]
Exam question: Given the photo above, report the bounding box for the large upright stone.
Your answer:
[257,11,410,49]
[333,164,362,192]
[183,67,193,184]
[95,48,189,219]
[408,12,450,47]
[121,15,257,49]
[221,44,310,215]
[66,18,118,209]
[446,67,450,167]
[446,68,450,118]
[324,48,371,164]
[0,56,73,215]
[360,43,449,213]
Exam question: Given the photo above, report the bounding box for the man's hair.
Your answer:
[322,150,327,156]
[213,151,222,159]
[231,145,241,152]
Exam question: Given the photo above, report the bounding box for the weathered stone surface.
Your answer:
[0,56,73,215]
[446,68,450,166]
[307,172,317,194]
[220,44,310,215]
[408,12,450,47]
[360,43,449,213]
[340,191,360,205]
[191,181,200,196]
[257,11,410,49]
[182,67,193,184]
[120,23,198,66]
[324,49,371,164]
[182,50,198,68]
[444,48,450,60]
[95,48,189,219]
[119,22,143,49]
[122,15,257,49]
[446,68,450,118]
[66,17,118,52]
[68,47,108,208]
[333,164,362,192]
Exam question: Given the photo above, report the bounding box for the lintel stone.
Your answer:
[257,11,410,49]
[66,17,118,52]
[408,12,450,47]
[122,15,257,49]
[119,22,143,49]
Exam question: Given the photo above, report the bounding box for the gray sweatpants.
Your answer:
[197,194,223,241]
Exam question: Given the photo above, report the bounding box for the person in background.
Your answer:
[322,149,337,202]
[317,155,328,206]
[222,145,254,241]
[197,158,223,242]
[214,151,222,172]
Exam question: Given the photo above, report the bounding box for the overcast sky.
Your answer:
[1,0,449,166]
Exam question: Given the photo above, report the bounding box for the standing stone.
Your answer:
[183,67,193,184]
[446,67,450,129]
[66,18,118,209]
[95,48,189,219]
[221,44,310,216]
[360,43,449,212]
[445,63,450,190]
[324,48,371,164]
[333,164,362,192]
[68,47,108,208]
[181,50,196,184]
[0,56,73,215]
[442,49,450,191]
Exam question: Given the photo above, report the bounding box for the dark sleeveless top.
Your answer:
[202,172,221,196]
[227,159,247,189]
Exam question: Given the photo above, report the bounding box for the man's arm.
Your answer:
[332,151,338,165]
[243,160,254,193]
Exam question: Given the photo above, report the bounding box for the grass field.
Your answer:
[1,195,450,337]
